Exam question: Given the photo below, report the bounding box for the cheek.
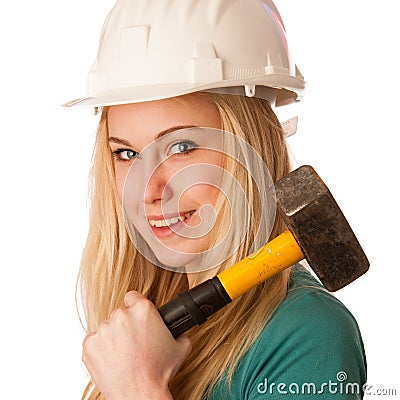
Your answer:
[182,152,224,201]
[183,184,221,206]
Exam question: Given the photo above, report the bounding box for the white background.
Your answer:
[0,0,399,398]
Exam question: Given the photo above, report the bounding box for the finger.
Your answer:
[82,331,96,348]
[109,306,125,320]
[175,334,192,357]
[108,307,118,320]
[124,290,144,307]
[82,332,97,364]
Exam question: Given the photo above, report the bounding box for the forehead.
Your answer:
[107,95,221,149]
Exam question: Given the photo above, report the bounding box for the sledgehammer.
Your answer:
[158,165,369,338]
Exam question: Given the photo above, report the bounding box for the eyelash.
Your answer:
[112,148,140,162]
[111,140,198,162]
[168,140,198,156]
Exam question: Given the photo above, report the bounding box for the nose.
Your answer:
[144,163,173,205]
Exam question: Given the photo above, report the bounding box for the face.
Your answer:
[107,95,224,269]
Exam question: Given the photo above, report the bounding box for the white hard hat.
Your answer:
[63,0,305,109]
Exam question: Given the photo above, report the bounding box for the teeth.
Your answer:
[149,211,194,228]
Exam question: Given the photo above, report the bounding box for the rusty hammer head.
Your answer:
[274,165,369,291]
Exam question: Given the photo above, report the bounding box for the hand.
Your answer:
[82,291,192,400]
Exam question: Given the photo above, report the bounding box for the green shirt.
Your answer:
[208,264,367,399]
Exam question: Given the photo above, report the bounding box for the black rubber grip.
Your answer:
[178,291,207,325]
[158,276,231,338]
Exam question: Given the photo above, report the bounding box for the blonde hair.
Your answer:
[79,93,292,400]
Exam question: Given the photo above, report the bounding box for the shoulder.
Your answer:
[209,265,367,400]
[266,264,365,351]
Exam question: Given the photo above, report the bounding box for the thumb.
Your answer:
[123,290,145,307]
[175,334,192,358]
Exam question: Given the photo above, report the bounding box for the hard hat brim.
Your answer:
[63,75,305,108]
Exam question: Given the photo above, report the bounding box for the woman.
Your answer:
[65,1,367,399]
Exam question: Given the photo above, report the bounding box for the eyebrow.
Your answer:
[108,124,197,147]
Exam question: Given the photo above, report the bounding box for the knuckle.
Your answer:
[97,320,109,333]
[183,337,193,354]
[134,297,154,315]
[125,292,153,312]
[82,333,95,361]
[108,308,117,319]
[124,290,143,307]
[138,296,152,308]
[82,332,94,348]
[109,307,125,321]
[178,335,192,356]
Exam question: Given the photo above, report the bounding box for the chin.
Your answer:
[152,246,202,269]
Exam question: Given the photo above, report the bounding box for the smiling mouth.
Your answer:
[148,210,195,228]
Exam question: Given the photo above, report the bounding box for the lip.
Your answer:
[148,210,196,239]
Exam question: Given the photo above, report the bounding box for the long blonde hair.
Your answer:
[79,93,292,400]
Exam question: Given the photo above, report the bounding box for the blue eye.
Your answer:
[112,148,140,161]
[169,141,197,155]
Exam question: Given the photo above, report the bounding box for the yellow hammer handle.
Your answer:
[217,230,304,300]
